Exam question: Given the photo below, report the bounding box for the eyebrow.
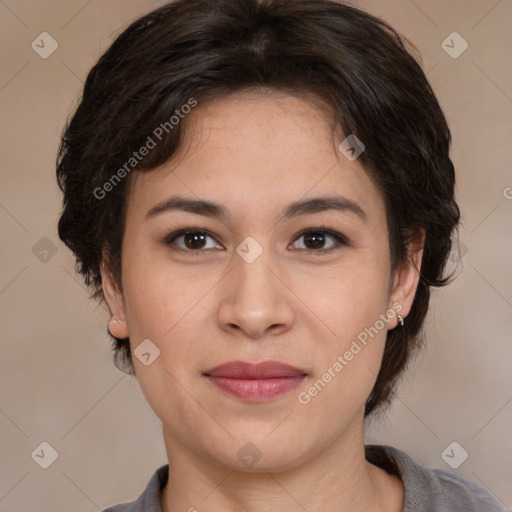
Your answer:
[145,195,367,222]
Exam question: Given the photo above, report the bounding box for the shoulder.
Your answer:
[426,466,508,512]
[101,464,169,512]
[366,444,509,512]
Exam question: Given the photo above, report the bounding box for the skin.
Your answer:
[101,90,424,512]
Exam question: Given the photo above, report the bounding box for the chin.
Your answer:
[205,436,315,473]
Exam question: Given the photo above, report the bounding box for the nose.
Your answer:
[217,247,295,340]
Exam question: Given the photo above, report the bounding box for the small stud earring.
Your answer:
[109,317,121,329]
[397,314,404,327]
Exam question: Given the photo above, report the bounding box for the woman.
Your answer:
[56,0,507,510]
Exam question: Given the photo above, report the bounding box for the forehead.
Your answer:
[126,91,387,228]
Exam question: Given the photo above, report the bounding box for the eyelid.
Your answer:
[163,228,222,250]
[163,226,349,252]
[291,227,349,252]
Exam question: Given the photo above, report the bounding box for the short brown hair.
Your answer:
[56,0,461,416]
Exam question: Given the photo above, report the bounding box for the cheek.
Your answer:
[121,242,189,332]
[297,299,390,426]
[305,255,392,340]
[123,276,197,344]
[120,263,208,415]
[297,255,391,398]
[120,253,222,374]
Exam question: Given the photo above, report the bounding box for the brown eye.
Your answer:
[292,228,348,252]
[164,227,348,254]
[164,229,222,251]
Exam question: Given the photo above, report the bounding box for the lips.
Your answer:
[204,360,307,379]
[204,360,308,402]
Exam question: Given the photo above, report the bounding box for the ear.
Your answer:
[100,260,129,339]
[388,228,425,327]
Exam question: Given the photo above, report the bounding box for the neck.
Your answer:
[160,420,403,512]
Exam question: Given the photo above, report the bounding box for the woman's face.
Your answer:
[102,91,422,471]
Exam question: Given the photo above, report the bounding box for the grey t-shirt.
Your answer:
[102,444,509,511]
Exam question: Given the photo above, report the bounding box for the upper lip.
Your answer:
[204,360,308,379]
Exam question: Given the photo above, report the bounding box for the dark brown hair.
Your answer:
[56,0,460,417]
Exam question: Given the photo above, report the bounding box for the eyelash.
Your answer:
[163,227,349,254]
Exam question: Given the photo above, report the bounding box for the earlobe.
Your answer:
[100,261,129,339]
[108,316,128,339]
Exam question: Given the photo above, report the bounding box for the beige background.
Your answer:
[1,0,511,510]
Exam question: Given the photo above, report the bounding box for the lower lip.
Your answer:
[206,375,306,402]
